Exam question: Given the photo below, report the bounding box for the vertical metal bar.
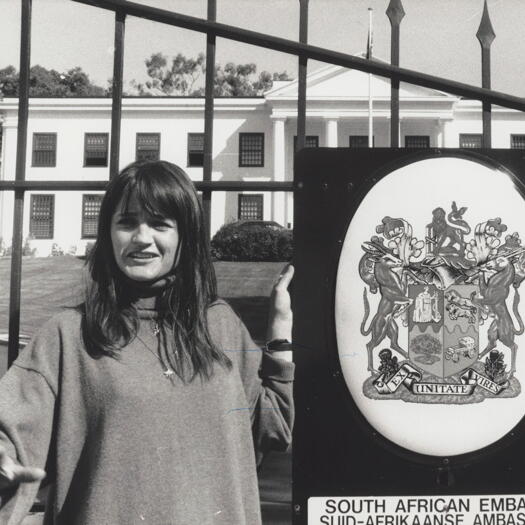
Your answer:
[387,0,405,147]
[202,0,216,237]
[7,0,32,366]
[109,9,126,178]
[477,0,495,148]
[296,0,308,151]
[367,8,373,148]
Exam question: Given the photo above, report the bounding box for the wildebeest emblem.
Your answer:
[359,202,525,404]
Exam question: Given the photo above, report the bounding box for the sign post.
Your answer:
[293,148,525,524]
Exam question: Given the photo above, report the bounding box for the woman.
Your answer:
[0,161,294,524]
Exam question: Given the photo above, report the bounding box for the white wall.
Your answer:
[3,98,525,256]
[0,122,18,248]
[0,99,273,255]
[449,104,525,148]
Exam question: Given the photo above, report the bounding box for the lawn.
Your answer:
[0,256,286,341]
[0,256,291,525]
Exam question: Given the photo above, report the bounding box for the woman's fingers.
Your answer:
[271,264,294,315]
[0,448,14,480]
[9,465,46,483]
[275,264,294,290]
[0,449,45,489]
[267,264,294,342]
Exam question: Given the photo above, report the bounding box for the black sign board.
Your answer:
[293,149,525,524]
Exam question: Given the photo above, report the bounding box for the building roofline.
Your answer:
[0,95,264,100]
[0,97,268,113]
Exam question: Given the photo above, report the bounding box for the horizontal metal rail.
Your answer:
[72,0,525,112]
[0,180,294,191]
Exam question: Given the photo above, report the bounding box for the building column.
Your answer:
[441,119,453,148]
[436,119,445,148]
[272,117,286,226]
[324,118,338,147]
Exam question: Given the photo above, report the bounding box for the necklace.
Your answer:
[150,319,161,336]
[135,333,175,379]
[144,311,161,336]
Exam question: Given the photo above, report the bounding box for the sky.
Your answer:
[1,0,524,97]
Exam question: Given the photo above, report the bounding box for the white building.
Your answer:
[1,63,525,256]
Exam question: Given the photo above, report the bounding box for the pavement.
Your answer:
[260,449,293,524]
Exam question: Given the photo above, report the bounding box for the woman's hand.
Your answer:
[266,264,294,345]
[0,448,45,492]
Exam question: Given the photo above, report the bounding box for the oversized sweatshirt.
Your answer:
[0,300,294,525]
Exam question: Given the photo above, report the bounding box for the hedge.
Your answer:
[211,222,293,261]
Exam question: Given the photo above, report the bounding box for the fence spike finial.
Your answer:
[476,0,496,49]
[477,0,494,148]
[386,0,405,27]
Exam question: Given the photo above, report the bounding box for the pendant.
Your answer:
[163,368,175,378]
[151,321,160,336]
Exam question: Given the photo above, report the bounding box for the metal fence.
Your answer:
[4,0,525,367]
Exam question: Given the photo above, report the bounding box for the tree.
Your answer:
[131,52,206,96]
[253,71,293,94]
[0,66,19,96]
[132,52,292,96]
[0,65,107,97]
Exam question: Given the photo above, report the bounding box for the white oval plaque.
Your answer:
[335,157,525,456]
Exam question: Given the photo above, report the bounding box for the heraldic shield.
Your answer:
[408,284,480,378]
[358,200,525,404]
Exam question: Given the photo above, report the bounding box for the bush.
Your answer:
[0,236,34,257]
[22,235,36,257]
[211,221,293,261]
[51,243,64,256]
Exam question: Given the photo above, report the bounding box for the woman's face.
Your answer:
[110,195,180,282]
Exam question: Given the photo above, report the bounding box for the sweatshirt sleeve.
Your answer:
[239,319,295,465]
[0,317,60,524]
[209,301,295,465]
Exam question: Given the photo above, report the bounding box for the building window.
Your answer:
[82,194,103,239]
[239,133,264,167]
[238,194,263,220]
[188,133,204,167]
[30,194,54,239]
[294,135,319,151]
[32,133,57,167]
[136,133,160,162]
[405,135,430,148]
[511,135,525,149]
[459,134,482,148]
[84,133,109,167]
[349,135,373,148]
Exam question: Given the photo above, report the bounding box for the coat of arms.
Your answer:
[359,202,525,404]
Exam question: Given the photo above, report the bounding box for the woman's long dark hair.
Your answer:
[83,160,231,381]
